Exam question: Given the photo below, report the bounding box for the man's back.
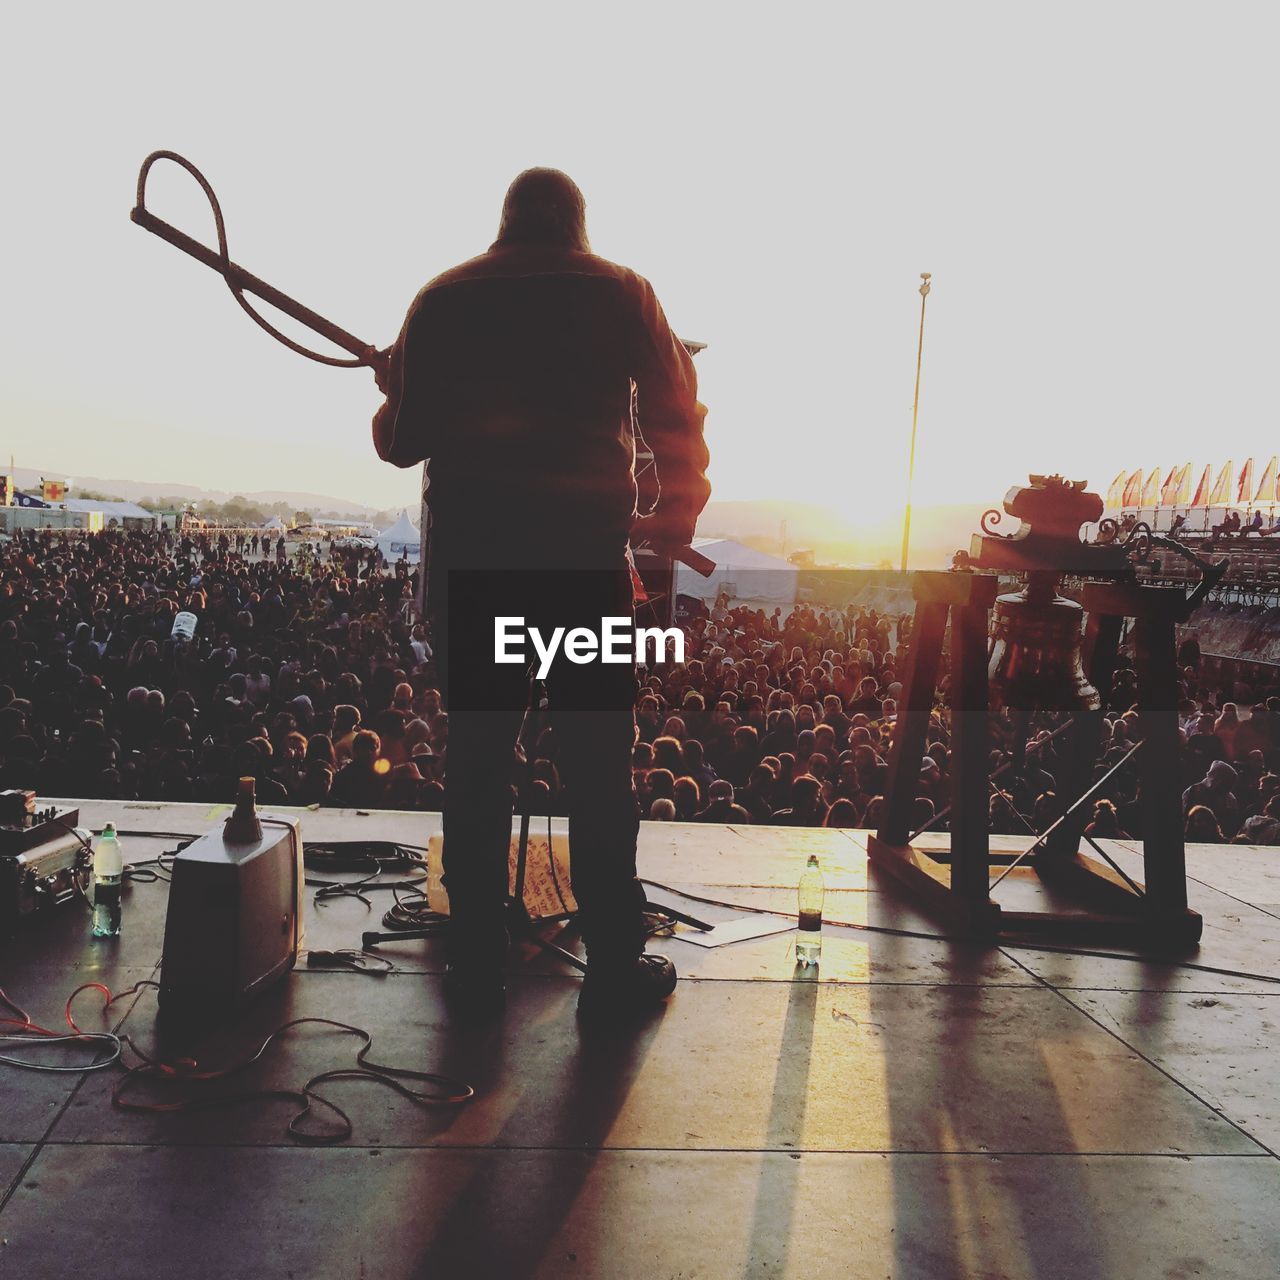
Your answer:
[376,243,707,569]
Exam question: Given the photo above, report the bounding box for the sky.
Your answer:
[3,2,1278,533]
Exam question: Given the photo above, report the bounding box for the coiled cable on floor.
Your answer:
[1,981,475,1143]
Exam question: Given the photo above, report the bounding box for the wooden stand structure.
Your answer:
[870,479,1212,949]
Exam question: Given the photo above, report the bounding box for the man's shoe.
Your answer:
[577,953,677,1020]
[442,963,507,1020]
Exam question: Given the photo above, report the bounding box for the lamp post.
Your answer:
[901,272,932,572]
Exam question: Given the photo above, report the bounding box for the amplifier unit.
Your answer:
[0,791,91,930]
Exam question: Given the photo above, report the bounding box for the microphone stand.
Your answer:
[506,674,587,971]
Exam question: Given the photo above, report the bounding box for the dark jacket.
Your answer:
[374,243,710,570]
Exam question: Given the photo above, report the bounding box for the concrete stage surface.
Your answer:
[2,801,1278,1279]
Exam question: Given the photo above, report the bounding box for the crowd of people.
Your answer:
[3,526,1280,845]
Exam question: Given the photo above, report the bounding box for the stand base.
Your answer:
[507,898,587,972]
[866,833,1203,949]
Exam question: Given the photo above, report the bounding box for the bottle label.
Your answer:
[798,909,821,932]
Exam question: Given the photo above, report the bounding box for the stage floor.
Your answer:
[2,801,1278,1279]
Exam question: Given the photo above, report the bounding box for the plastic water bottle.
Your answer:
[796,854,824,966]
[91,823,123,938]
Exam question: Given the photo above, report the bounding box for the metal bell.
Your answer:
[987,574,1100,711]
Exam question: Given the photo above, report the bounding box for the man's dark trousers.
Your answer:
[432,561,646,966]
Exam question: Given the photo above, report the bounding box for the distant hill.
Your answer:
[9,466,379,519]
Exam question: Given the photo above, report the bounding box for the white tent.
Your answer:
[61,499,158,528]
[674,538,797,608]
[377,509,422,564]
[263,515,286,532]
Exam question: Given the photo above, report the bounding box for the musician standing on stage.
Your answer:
[371,168,710,1018]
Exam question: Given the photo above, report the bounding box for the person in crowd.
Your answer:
[650,797,676,821]
[1186,804,1227,843]
[1183,759,1242,839]
[329,729,389,809]
[1213,703,1242,760]
[694,778,752,823]
[774,774,828,827]
[1083,798,1128,840]
[823,797,859,828]
[672,775,702,822]
[1236,794,1280,844]
[737,762,776,823]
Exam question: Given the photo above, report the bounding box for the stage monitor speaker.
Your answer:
[159,781,303,1025]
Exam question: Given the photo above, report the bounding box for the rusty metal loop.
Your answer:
[134,151,368,368]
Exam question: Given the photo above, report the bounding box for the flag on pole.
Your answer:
[1208,460,1234,506]
[1255,457,1277,504]
[1121,468,1144,508]
[1237,458,1255,506]
[1104,470,1127,509]
[1141,468,1163,508]
[1160,467,1182,506]
[1189,464,1212,507]
[1175,463,1194,506]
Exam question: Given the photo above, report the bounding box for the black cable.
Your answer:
[44,814,92,853]
[305,840,428,869]
[111,830,201,841]
[638,878,1280,986]
[299,840,429,909]
[304,949,395,974]
[113,1015,475,1144]
[122,849,186,883]
[0,1033,122,1073]
[381,885,447,932]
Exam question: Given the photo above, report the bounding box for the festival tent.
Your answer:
[263,515,286,532]
[61,499,159,529]
[673,538,797,608]
[377,510,422,564]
